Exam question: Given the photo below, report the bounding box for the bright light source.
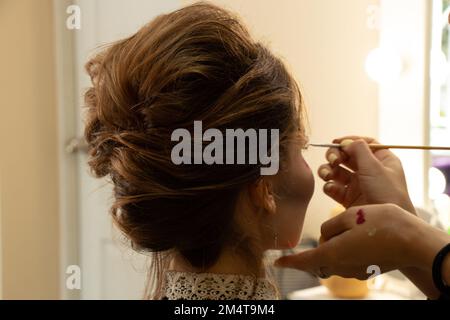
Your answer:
[429,167,447,200]
[365,47,403,84]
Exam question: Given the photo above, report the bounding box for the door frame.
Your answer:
[52,0,81,300]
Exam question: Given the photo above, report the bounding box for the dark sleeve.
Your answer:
[438,293,450,300]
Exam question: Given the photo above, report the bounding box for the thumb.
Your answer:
[341,139,382,173]
[274,248,321,273]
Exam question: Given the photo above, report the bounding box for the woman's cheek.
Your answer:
[300,154,311,170]
[275,153,315,249]
[276,193,309,248]
[300,162,315,204]
[306,168,315,202]
[290,160,314,246]
[297,154,315,202]
[293,213,306,246]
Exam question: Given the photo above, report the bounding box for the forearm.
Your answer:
[401,251,450,299]
[399,205,440,298]
[400,267,440,299]
[402,220,450,299]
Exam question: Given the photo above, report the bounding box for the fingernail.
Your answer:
[319,168,331,179]
[340,139,354,147]
[324,182,333,192]
[327,153,338,165]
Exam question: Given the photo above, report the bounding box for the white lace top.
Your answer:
[163,270,280,300]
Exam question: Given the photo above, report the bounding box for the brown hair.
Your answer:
[84,1,305,298]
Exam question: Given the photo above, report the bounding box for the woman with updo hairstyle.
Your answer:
[84,2,314,299]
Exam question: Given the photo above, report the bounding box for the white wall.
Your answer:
[378,0,431,208]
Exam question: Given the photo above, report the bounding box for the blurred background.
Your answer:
[0,0,449,299]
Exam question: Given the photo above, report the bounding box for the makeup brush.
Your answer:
[309,143,450,151]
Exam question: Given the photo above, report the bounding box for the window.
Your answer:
[428,0,450,232]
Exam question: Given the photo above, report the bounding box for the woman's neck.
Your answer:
[168,248,266,277]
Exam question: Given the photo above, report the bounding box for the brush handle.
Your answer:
[369,145,450,150]
[309,143,450,151]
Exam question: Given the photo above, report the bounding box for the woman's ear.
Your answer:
[248,178,277,215]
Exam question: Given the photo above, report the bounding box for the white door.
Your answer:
[71,0,180,299]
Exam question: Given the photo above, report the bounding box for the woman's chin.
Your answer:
[269,238,300,250]
[285,238,300,249]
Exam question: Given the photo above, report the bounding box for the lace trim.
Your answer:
[163,270,280,300]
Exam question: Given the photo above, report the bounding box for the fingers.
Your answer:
[333,136,379,144]
[274,248,324,274]
[325,147,347,167]
[325,138,380,170]
[318,163,352,184]
[275,224,374,279]
[320,207,360,241]
[274,241,342,278]
[323,181,348,205]
[340,139,383,173]
[333,136,396,164]
[318,163,354,205]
